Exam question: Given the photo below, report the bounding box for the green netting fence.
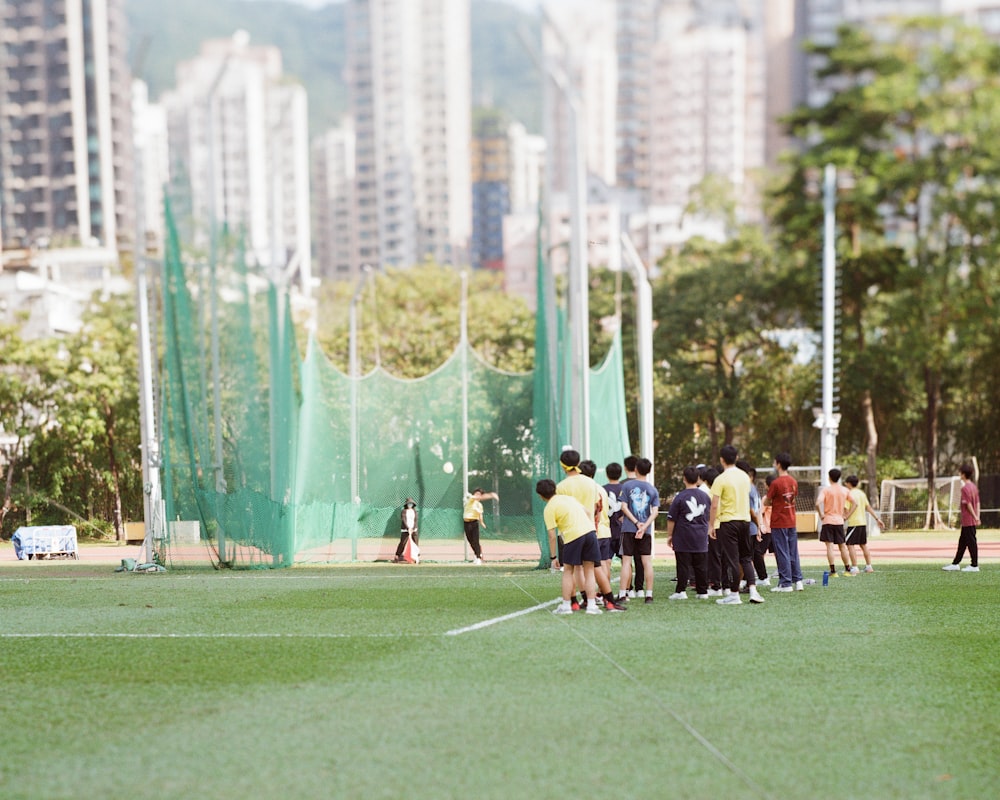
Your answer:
[155,200,632,568]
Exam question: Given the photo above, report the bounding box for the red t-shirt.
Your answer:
[766,474,798,529]
[961,481,980,527]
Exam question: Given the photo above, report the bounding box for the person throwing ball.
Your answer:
[463,487,498,564]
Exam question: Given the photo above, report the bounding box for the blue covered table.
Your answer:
[12,526,79,560]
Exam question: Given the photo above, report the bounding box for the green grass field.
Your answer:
[1,559,996,800]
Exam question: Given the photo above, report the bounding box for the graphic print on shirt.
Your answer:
[629,485,651,522]
[684,494,707,522]
[606,490,622,516]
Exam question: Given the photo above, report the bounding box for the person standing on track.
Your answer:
[815,468,852,579]
[709,445,765,605]
[463,488,498,564]
[843,475,884,573]
[764,453,803,592]
[944,464,981,572]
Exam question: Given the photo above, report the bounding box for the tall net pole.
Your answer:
[818,164,841,485]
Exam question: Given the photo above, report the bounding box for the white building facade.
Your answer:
[343,0,472,275]
[0,0,134,251]
[161,33,311,282]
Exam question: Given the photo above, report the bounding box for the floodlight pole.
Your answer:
[460,271,470,562]
[818,164,840,485]
[349,265,372,560]
[533,12,590,456]
[620,233,655,481]
[206,53,232,562]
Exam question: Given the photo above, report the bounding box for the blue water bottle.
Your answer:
[822,571,829,586]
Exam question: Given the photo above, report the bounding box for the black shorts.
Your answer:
[561,531,601,566]
[845,525,867,546]
[621,530,652,557]
[819,524,846,544]
[598,537,612,561]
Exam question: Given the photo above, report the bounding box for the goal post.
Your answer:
[879,476,962,531]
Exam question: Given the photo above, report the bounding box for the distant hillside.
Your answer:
[125,0,542,138]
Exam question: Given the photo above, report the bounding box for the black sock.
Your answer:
[829,564,836,573]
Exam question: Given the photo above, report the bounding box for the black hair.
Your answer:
[635,457,652,476]
[605,462,623,480]
[682,465,700,485]
[559,449,581,468]
[774,452,792,470]
[579,459,597,478]
[829,468,842,483]
[535,479,556,499]
[720,444,738,465]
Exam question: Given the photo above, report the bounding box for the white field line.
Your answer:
[444,597,561,636]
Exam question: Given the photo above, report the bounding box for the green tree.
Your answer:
[652,226,796,474]
[771,18,1000,518]
[314,264,536,377]
[28,296,143,538]
[0,326,62,534]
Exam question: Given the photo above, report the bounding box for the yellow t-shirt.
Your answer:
[846,487,869,526]
[556,472,600,519]
[711,466,751,523]
[463,496,483,522]
[543,495,594,544]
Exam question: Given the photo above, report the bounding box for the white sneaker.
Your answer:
[864,565,874,573]
[723,588,732,597]
[759,577,771,587]
[552,604,573,616]
[962,565,980,572]
[716,594,742,605]
[668,592,688,600]
[748,588,765,604]
[706,589,722,597]
[636,590,646,598]
[585,604,602,615]
[771,585,793,593]
[696,593,710,599]
[849,566,860,575]
[627,589,637,598]
[794,581,804,591]
[473,558,482,565]
[942,564,961,571]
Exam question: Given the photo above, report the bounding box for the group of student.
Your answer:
[535,445,907,615]
[536,450,657,614]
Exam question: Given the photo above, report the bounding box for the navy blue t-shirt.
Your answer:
[620,479,659,534]
[603,483,626,537]
[667,487,710,553]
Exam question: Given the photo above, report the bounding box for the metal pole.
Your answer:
[349,266,370,560]
[620,233,655,481]
[567,92,590,456]
[520,18,589,455]
[819,164,840,485]
[460,271,470,561]
[136,255,163,563]
[206,55,231,562]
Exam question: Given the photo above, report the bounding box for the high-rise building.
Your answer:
[649,1,767,222]
[542,0,618,195]
[161,33,311,281]
[344,0,472,274]
[312,122,357,280]
[132,80,169,254]
[471,112,511,271]
[0,0,134,250]
[616,0,657,195]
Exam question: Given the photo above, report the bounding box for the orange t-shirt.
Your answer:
[818,483,850,525]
